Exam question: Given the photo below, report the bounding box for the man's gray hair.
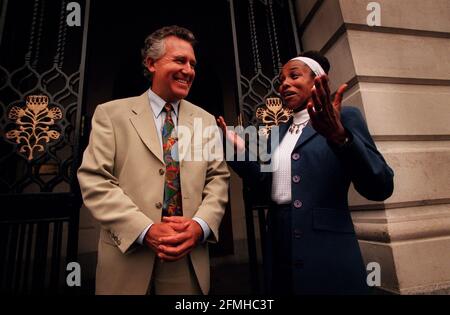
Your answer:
[141,25,196,81]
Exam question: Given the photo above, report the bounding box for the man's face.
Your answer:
[147,36,196,102]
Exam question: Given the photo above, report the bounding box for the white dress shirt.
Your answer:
[271,109,310,205]
[136,89,211,245]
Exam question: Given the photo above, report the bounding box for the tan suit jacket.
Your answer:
[77,92,230,294]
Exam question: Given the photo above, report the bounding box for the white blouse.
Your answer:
[271,109,310,205]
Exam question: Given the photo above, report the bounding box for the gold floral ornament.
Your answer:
[256,97,292,137]
[6,95,62,160]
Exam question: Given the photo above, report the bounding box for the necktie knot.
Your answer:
[164,103,173,114]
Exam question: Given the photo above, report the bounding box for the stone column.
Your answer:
[295,0,450,294]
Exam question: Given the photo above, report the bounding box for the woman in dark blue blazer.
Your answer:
[218,51,394,294]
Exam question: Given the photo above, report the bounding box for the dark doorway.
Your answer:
[82,0,237,256]
[83,0,237,118]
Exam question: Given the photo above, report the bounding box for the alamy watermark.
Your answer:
[366,262,381,287]
[66,262,81,287]
[66,2,81,27]
[64,260,381,288]
[169,118,280,172]
[367,2,381,27]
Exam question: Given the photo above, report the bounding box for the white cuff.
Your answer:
[193,217,211,243]
[136,224,152,245]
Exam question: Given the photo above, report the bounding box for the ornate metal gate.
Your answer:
[228,0,301,293]
[0,0,90,294]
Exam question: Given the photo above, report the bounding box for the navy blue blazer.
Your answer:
[229,106,394,294]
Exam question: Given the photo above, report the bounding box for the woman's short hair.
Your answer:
[141,25,197,81]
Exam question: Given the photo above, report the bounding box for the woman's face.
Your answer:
[278,60,315,111]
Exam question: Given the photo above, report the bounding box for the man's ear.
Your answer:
[146,56,156,74]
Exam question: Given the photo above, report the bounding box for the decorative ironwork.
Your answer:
[229,0,302,294]
[256,97,291,137]
[0,0,85,193]
[6,95,62,161]
[0,0,89,294]
[230,0,300,127]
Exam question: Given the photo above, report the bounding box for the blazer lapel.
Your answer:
[293,122,318,151]
[268,118,291,154]
[278,119,291,145]
[130,92,164,164]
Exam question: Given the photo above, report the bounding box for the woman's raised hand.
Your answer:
[217,116,246,153]
[307,75,349,145]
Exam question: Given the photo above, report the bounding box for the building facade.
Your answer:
[0,0,449,294]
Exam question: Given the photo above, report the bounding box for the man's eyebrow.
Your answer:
[173,55,196,63]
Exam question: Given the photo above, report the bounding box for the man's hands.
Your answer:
[307,75,349,145]
[144,216,203,262]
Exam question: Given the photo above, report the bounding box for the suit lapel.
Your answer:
[130,92,164,164]
[268,118,291,153]
[278,119,291,145]
[293,122,318,151]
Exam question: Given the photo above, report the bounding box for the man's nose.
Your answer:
[181,63,194,74]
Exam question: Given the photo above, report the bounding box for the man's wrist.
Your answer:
[192,217,210,243]
[192,220,204,242]
[137,224,152,245]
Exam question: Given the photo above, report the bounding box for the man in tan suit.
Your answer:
[77,25,229,295]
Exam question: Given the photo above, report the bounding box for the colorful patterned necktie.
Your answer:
[161,103,183,216]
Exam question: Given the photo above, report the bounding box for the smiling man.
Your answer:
[77,26,230,295]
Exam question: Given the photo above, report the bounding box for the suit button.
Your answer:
[292,175,300,183]
[155,202,163,209]
[294,229,303,238]
[111,234,120,245]
[159,169,165,175]
[294,260,304,268]
[292,153,300,161]
[293,200,303,208]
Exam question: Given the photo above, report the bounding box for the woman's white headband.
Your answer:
[290,57,326,77]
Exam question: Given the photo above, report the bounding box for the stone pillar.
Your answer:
[295,0,450,294]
